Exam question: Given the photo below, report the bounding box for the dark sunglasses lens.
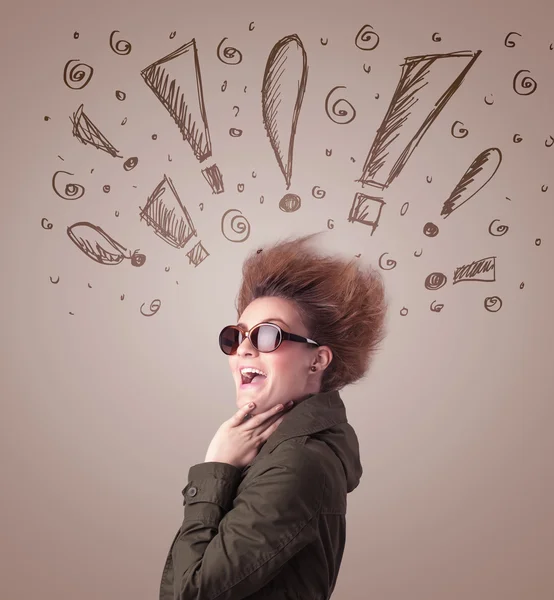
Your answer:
[219,327,241,355]
[252,324,281,352]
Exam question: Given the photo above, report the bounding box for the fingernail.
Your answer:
[287,400,294,407]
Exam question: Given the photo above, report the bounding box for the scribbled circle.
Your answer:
[327,219,334,229]
[430,300,444,313]
[489,219,509,236]
[355,24,380,50]
[400,202,409,216]
[423,222,439,237]
[378,252,397,270]
[484,296,502,312]
[63,59,94,90]
[217,37,243,64]
[152,134,157,140]
[140,299,161,316]
[229,128,243,137]
[505,31,522,47]
[513,133,523,143]
[41,218,53,230]
[52,170,85,200]
[513,70,537,95]
[400,307,409,316]
[425,272,447,290]
[451,121,469,138]
[535,238,541,246]
[115,90,126,101]
[103,185,111,193]
[109,30,132,55]
[221,208,250,242]
[221,80,227,92]
[325,86,356,124]
[123,156,138,171]
[432,32,441,42]
[279,194,301,212]
[414,249,423,257]
[131,251,146,267]
[312,186,326,199]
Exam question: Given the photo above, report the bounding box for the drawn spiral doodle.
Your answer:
[484,296,502,312]
[513,133,523,143]
[279,194,301,212]
[378,253,397,270]
[432,32,441,42]
[140,299,161,317]
[123,157,138,171]
[425,272,447,290]
[327,219,334,229]
[52,171,85,200]
[41,218,53,230]
[423,222,439,237]
[312,186,326,198]
[535,238,541,246]
[505,31,522,47]
[63,59,94,90]
[237,183,245,192]
[325,86,356,124]
[355,24,380,50]
[229,128,242,137]
[400,307,408,316]
[115,90,126,101]
[513,70,537,95]
[489,219,509,236]
[103,185,110,193]
[217,37,243,65]
[451,121,469,138]
[109,30,132,55]
[73,31,79,39]
[221,209,250,242]
[430,300,444,313]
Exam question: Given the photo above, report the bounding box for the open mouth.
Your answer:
[240,373,267,388]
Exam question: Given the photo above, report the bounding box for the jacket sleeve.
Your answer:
[169,445,326,600]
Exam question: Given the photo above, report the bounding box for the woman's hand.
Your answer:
[204,400,294,469]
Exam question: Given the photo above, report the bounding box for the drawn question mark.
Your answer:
[233,105,240,117]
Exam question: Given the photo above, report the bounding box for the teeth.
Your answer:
[240,367,267,377]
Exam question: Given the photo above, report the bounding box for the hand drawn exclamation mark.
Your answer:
[261,34,308,211]
[348,49,481,235]
[141,39,224,194]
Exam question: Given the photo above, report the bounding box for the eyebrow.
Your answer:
[237,318,289,329]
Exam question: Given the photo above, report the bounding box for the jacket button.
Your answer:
[187,487,198,497]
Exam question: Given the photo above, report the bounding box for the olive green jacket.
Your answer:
[159,389,363,599]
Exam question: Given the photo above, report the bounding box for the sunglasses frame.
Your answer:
[219,322,320,355]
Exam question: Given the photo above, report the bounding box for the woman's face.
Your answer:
[229,296,325,415]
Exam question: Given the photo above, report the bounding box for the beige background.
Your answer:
[2,0,553,598]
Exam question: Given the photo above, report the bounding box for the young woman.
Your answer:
[160,232,387,599]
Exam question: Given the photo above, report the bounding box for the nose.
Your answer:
[236,332,257,356]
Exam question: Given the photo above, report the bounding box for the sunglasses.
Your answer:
[219,322,320,355]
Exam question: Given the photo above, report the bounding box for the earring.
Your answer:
[310,366,317,372]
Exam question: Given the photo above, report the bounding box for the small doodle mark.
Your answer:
[326,149,332,156]
[115,211,119,217]
[484,296,502,312]
[121,294,125,300]
[73,32,79,39]
[355,253,361,258]
[432,33,441,42]
[355,24,380,50]
[238,183,245,192]
[110,30,132,55]
[41,218,53,230]
[321,38,328,46]
[363,64,371,74]
[170,31,176,39]
[425,272,447,290]
[44,116,51,121]
[454,256,496,284]
[325,86,356,124]
[350,157,356,162]
[541,185,548,192]
[152,134,157,140]
[505,32,521,47]
[52,170,85,200]
[279,193,301,212]
[520,282,525,289]
[115,90,126,101]
[400,202,409,216]
[535,238,541,246]
[221,80,228,92]
[489,219,509,236]
[378,253,397,270]
[244,86,247,93]
[165,266,170,272]
[513,70,537,95]
[88,283,92,288]
[546,136,554,148]
[103,185,110,193]
[484,94,494,105]
[69,312,74,315]
[50,276,60,284]
[430,300,444,312]
[217,37,243,64]
[221,208,250,242]
[260,195,264,204]
[312,186,326,198]
[400,307,408,316]
[513,133,523,143]
[252,171,257,178]
[199,203,203,211]
[121,117,127,125]
[249,22,255,31]
[451,121,468,138]
[63,59,94,90]
[374,93,379,99]
[123,156,138,171]
[168,154,172,162]
[230,128,243,137]
[423,222,439,237]
[414,249,423,257]
[233,105,240,117]
[140,299,161,317]
[327,219,334,229]
[426,175,432,183]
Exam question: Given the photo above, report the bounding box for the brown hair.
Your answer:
[235,232,388,392]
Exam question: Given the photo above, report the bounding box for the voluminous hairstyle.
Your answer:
[235,232,388,392]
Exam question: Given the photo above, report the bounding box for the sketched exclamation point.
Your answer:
[262,35,308,211]
[141,39,224,194]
